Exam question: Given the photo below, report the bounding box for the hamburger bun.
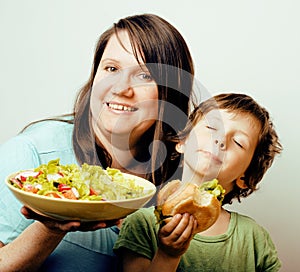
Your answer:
[156,179,224,233]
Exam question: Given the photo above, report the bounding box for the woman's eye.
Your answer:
[206,126,216,130]
[105,66,118,73]
[138,73,153,81]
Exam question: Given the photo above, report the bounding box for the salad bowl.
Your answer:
[5,162,156,221]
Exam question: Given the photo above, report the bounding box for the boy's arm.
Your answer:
[122,248,180,272]
[121,213,196,272]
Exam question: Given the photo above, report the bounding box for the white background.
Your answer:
[1,1,299,271]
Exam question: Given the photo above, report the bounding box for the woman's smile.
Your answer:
[105,102,138,113]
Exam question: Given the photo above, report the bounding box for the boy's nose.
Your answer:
[215,139,226,150]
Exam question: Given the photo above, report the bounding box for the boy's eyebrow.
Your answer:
[235,130,256,149]
[235,129,251,139]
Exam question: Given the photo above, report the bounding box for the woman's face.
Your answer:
[180,109,261,193]
[90,30,158,148]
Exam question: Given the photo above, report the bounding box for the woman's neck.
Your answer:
[95,134,149,178]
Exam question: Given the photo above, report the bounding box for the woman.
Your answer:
[0,14,195,271]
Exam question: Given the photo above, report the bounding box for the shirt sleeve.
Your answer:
[0,135,38,243]
[256,227,282,272]
[113,207,159,260]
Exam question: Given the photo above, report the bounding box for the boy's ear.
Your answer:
[175,142,185,153]
[236,176,248,189]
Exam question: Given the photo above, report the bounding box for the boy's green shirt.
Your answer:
[114,207,281,272]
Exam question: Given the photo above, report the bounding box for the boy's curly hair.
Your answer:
[175,93,282,205]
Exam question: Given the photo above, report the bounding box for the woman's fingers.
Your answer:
[20,206,118,232]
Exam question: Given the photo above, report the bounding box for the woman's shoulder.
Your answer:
[22,118,73,135]
[0,119,76,185]
[0,119,75,167]
[20,119,74,150]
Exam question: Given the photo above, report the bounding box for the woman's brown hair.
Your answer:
[70,14,195,185]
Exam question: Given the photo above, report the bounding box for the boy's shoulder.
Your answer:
[232,211,270,234]
[125,207,158,226]
[234,211,257,223]
[234,212,259,224]
[127,206,156,219]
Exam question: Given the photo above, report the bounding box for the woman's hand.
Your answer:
[158,213,197,257]
[21,206,120,233]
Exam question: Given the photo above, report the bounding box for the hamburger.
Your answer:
[155,179,225,233]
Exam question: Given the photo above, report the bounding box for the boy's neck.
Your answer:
[181,164,206,186]
[197,208,231,236]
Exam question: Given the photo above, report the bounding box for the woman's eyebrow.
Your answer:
[100,58,119,64]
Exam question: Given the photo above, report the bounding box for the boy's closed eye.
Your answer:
[233,139,243,148]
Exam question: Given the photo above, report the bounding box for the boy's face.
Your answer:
[180,109,261,193]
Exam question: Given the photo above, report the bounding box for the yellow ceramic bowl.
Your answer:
[6,172,156,221]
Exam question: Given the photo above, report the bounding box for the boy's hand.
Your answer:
[158,213,197,257]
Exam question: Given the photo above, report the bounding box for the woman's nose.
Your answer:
[112,72,134,97]
[112,85,134,96]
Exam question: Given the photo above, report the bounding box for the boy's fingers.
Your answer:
[160,214,182,235]
[161,213,192,242]
[173,214,195,243]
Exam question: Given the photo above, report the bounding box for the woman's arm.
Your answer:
[0,222,66,272]
[21,206,118,232]
[0,207,119,272]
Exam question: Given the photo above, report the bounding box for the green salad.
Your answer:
[9,159,147,201]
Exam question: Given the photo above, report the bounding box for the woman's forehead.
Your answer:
[103,31,145,65]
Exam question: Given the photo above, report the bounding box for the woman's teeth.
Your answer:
[107,103,137,112]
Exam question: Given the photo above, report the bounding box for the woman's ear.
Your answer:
[236,176,248,189]
[175,142,185,153]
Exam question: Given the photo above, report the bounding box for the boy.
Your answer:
[114,93,282,271]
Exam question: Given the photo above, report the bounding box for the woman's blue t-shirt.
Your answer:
[0,120,119,271]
